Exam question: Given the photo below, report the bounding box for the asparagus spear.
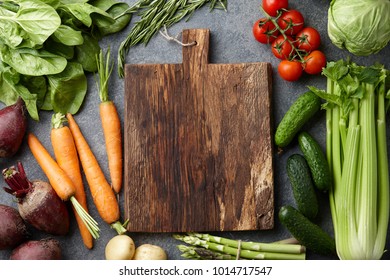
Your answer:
[178,245,236,260]
[188,232,305,254]
[174,234,306,260]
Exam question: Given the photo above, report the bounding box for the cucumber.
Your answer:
[279,205,336,256]
[298,132,331,192]
[287,154,318,220]
[275,91,321,147]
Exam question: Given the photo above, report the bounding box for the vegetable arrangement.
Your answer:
[328,0,390,56]
[274,59,390,259]
[66,113,126,235]
[175,233,306,260]
[51,113,94,249]
[0,0,132,120]
[3,162,70,236]
[309,60,390,260]
[27,133,100,239]
[278,129,335,255]
[105,235,167,260]
[252,0,326,81]
[0,169,65,260]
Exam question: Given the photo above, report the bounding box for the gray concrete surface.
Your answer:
[0,0,389,260]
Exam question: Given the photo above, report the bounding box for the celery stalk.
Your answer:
[311,60,389,260]
[358,83,377,258]
[373,76,390,259]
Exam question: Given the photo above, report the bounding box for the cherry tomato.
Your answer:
[278,10,304,36]
[278,60,303,81]
[262,0,289,17]
[295,27,321,53]
[303,50,326,75]
[271,35,294,60]
[252,18,280,44]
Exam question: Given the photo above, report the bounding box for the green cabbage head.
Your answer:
[328,0,390,56]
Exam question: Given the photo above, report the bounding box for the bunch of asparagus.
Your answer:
[174,233,306,260]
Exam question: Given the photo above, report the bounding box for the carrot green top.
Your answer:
[96,48,113,103]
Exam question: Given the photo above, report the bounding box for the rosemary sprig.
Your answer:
[117,0,228,78]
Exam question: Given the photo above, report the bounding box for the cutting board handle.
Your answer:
[182,29,210,69]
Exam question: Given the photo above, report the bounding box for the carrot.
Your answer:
[27,132,100,239]
[66,113,126,235]
[96,48,123,194]
[50,113,93,249]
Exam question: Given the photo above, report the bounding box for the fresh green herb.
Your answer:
[174,232,306,260]
[117,0,228,78]
[309,60,390,259]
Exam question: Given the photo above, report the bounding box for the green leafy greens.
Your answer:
[328,0,390,56]
[0,0,132,120]
[310,60,390,259]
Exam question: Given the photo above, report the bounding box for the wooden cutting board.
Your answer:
[124,29,274,233]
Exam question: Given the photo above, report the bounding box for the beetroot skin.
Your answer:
[0,98,27,158]
[0,204,30,250]
[3,162,70,236]
[10,238,62,260]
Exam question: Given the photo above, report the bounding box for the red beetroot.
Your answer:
[0,204,30,250]
[3,162,70,236]
[0,98,27,158]
[10,238,62,260]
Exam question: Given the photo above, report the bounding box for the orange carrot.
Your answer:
[27,132,100,239]
[50,113,93,249]
[96,48,123,194]
[66,113,126,235]
[99,102,122,194]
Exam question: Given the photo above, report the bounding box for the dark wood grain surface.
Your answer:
[124,29,274,232]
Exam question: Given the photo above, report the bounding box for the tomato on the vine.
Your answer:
[262,0,288,17]
[278,60,303,81]
[278,10,304,36]
[295,27,321,53]
[271,35,294,60]
[252,18,279,44]
[303,50,326,75]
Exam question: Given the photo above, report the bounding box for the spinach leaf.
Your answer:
[20,75,48,109]
[0,63,20,105]
[58,2,114,28]
[0,45,67,76]
[52,24,84,46]
[0,0,61,48]
[39,0,60,8]
[16,83,39,120]
[60,0,89,4]
[0,65,39,120]
[89,0,118,11]
[97,2,132,37]
[47,62,87,114]
[44,38,75,60]
[74,33,100,72]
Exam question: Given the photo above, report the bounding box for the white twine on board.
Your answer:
[159,25,197,47]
